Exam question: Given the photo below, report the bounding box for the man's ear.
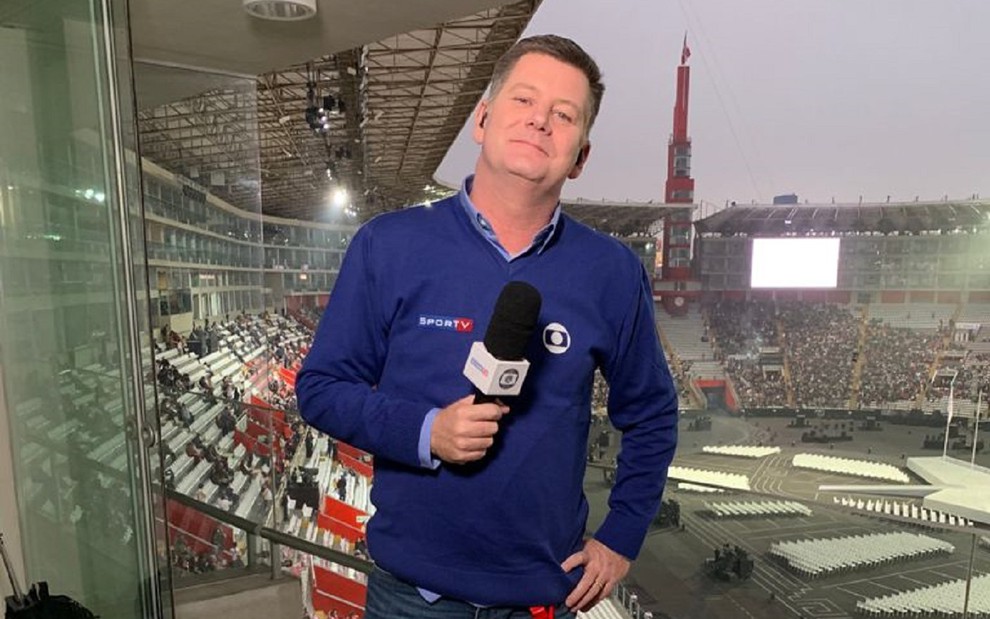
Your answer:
[472,101,489,145]
[568,144,591,179]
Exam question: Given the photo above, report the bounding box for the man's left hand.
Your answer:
[561,538,630,612]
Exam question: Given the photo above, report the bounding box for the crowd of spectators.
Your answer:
[706,300,788,407]
[778,302,859,408]
[706,300,777,357]
[687,300,975,410]
[859,321,942,407]
[725,357,788,407]
[926,349,990,405]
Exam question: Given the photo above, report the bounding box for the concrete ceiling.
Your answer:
[130,0,521,78]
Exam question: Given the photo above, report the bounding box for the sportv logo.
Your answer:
[419,315,474,333]
[469,357,489,377]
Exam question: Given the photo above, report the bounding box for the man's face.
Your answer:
[474,52,592,187]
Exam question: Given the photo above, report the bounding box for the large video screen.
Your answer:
[750,238,840,288]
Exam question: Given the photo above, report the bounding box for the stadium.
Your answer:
[1,2,988,619]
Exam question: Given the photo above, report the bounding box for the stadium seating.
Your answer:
[705,300,776,400]
[778,302,860,408]
[869,303,955,331]
[658,305,715,363]
[860,317,941,407]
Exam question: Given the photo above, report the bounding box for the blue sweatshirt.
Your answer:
[296,187,679,607]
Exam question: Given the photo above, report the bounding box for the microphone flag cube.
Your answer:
[463,342,530,397]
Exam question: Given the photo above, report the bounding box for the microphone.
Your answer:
[463,281,542,404]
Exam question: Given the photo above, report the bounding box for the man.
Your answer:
[297,34,678,618]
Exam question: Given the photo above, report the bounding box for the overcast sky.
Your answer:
[436,0,990,212]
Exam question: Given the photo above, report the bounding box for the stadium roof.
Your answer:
[560,199,691,238]
[131,0,542,222]
[695,200,990,236]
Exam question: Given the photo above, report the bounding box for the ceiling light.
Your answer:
[243,0,316,21]
[332,187,349,209]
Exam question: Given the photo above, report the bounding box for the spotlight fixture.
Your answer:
[243,0,316,21]
[304,82,332,134]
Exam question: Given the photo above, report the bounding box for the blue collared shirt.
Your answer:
[457,174,562,261]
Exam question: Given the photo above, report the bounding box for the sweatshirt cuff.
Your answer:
[593,510,648,561]
[417,408,441,469]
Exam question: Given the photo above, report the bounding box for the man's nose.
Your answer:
[526,106,550,132]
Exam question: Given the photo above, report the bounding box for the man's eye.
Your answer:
[514,96,532,104]
[554,110,574,123]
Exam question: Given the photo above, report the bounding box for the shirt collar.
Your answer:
[458,175,561,260]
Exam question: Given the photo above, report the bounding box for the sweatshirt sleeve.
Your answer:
[295,223,431,469]
[593,262,679,559]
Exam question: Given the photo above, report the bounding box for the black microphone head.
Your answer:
[484,281,542,360]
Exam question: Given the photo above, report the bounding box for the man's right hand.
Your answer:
[430,395,509,464]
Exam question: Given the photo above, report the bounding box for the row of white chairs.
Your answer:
[703,445,781,459]
[769,532,953,578]
[834,496,973,527]
[667,466,751,491]
[856,574,990,617]
[706,500,812,518]
[676,482,725,494]
[792,453,910,483]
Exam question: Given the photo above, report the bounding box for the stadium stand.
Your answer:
[662,295,990,414]
[703,299,786,405]
[869,303,956,331]
[778,302,860,408]
[657,305,723,399]
[658,305,715,364]
[859,316,943,408]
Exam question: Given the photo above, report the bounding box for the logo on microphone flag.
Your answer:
[469,356,489,377]
[498,368,520,389]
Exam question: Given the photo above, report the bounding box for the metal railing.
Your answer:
[163,488,373,576]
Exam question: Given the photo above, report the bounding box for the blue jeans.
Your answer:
[364,567,577,619]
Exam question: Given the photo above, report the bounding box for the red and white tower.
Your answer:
[659,34,696,314]
[664,33,695,206]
